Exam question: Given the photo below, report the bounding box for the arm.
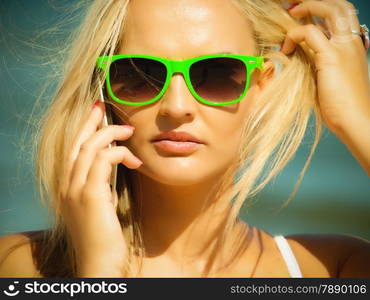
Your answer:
[338,235,370,277]
[0,233,42,277]
[331,108,370,176]
[286,233,370,277]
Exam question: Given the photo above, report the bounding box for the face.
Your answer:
[115,0,263,186]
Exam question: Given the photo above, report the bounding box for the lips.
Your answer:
[151,131,205,144]
[151,130,205,154]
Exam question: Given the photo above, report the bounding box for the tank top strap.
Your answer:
[274,235,303,278]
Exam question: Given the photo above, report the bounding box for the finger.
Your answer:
[70,101,106,166]
[283,0,336,33]
[322,0,364,50]
[86,146,142,193]
[282,24,334,55]
[323,0,361,30]
[288,1,351,35]
[61,101,106,197]
[68,125,136,199]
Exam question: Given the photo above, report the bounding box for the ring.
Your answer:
[351,24,369,52]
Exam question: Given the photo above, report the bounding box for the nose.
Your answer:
[158,72,198,120]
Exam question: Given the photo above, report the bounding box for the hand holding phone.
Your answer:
[98,81,118,205]
[59,81,142,277]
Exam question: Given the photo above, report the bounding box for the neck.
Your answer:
[128,170,248,270]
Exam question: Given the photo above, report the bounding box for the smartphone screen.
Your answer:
[98,81,118,197]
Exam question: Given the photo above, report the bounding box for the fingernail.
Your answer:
[134,157,143,165]
[93,100,105,112]
[122,156,143,167]
[121,125,135,130]
[93,100,101,108]
[288,3,299,11]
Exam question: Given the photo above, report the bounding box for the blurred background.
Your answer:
[0,0,369,239]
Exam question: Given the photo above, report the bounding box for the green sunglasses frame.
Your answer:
[96,54,264,106]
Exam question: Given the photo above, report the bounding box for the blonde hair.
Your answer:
[21,0,322,277]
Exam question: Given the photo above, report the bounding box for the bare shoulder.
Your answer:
[0,231,44,277]
[285,233,370,277]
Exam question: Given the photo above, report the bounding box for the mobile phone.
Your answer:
[98,80,118,197]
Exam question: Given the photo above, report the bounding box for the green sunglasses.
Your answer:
[96,53,264,106]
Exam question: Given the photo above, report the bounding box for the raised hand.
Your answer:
[282,0,370,174]
[60,100,143,277]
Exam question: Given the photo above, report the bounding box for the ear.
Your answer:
[255,60,275,90]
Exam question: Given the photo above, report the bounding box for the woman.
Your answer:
[0,0,369,278]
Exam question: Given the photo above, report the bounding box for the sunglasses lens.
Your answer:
[189,57,246,103]
[109,58,167,102]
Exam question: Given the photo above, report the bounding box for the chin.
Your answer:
[152,175,206,186]
[136,159,218,187]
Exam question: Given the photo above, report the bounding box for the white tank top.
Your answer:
[274,235,303,278]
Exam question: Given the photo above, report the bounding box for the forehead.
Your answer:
[119,0,256,58]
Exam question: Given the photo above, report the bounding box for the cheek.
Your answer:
[211,100,257,161]
[211,118,244,158]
